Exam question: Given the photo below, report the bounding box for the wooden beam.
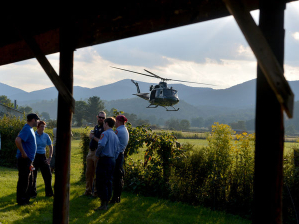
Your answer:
[223,0,294,118]
[254,0,285,223]
[53,23,74,224]
[13,23,75,113]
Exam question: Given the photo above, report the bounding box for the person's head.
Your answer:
[27,113,40,127]
[115,115,128,128]
[103,117,116,130]
[37,121,46,133]
[96,111,106,125]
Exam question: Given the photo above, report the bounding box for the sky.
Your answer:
[0,1,298,92]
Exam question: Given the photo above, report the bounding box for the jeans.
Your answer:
[32,153,53,196]
[96,157,115,202]
[112,153,124,200]
[17,157,33,204]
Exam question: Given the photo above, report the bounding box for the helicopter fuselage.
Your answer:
[149,82,179,106]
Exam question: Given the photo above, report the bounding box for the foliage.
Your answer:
[85,96,105,125]
[124,122,257,219]
[40,111,51,121]
[45,119,57,129]
[18,105,33,114]
[73,100,88,127]
[191,117,204,128]
[229,121,246,130]
[79,127,90,181]
[0,95,14,108]
[0,115,26,167]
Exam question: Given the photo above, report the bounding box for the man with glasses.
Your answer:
[82,111,106,197]
[15,113,40,205]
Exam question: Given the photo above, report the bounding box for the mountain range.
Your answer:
[1,79,298,122]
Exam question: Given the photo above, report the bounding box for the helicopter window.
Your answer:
[160,90,163,95]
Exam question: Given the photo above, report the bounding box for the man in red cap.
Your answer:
[110,115,129,203]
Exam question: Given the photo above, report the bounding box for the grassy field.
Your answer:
[0,140,251,224]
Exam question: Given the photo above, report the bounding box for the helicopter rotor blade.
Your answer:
[111,66,157,78]
[166,78,217,86]
[145,69,215,86]
[144,69,163,79]
[111,66,216,86]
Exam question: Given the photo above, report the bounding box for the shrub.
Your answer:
[0,115,26,167]
[79,127,91,181]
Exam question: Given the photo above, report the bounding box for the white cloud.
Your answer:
[292,32,299,41]
[237,45,255,59]
[149,57,257,89]
[284,64,299,81]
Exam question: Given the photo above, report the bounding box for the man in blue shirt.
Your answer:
[110,115,129,203]
[32,120,53,198]
[93,117,119,211]
[15,113,40,205]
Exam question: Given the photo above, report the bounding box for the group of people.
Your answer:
[83,111,129,210]
[15,113,54,205]
[15,111,129,211]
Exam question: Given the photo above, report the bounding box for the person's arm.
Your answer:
[90,134,100,143]
[95,133,107,158]
[46,145,53,164]
[15,137,28,158]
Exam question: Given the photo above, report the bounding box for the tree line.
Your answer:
[1,94,299,134]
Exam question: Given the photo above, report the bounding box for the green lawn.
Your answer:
[0,140,251,224]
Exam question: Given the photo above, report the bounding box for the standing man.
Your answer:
[82,111,106,197]
[32,121,54,198]
[15,113,40,205]
[94,117,119,211]
[110,115,129,203]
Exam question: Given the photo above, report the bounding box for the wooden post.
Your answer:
[53,24,74,224]
[253,1,286,223]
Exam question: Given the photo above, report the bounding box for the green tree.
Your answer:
[191,117,204,127]
[73,100,88,127]
[85,96,105,125]
[18,106,33,114]
[0,95,13,108]
[229,120,246,130]
[41,112,51,121]
[165,118,180,130]
[179,119,190,130]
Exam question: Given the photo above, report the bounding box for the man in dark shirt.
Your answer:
[82,111,106,197]
[15,113,40,205]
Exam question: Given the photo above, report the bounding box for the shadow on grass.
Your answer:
[1,189,249,224]
[67,192,250,224]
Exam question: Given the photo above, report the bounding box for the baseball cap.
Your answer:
[116,115,128,122]
[27,113,40,121]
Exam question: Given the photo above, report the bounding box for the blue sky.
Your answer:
[0,1,298,92]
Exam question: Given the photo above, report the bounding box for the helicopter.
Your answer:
[111,66,215,111]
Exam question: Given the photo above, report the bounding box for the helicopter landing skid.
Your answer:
[164,106,179,111]
[147,104,159,108]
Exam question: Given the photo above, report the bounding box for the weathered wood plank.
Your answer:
[13,23,75,112]
[223,0,294,118]
[53,23,74,224]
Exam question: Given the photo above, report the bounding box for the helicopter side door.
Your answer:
[156,88,163,98]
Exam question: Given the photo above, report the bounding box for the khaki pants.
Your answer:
[85,150,98,195]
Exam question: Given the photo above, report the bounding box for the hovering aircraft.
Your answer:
[111,66,215,111]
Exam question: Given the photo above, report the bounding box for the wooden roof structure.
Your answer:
[1,0,296,223]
